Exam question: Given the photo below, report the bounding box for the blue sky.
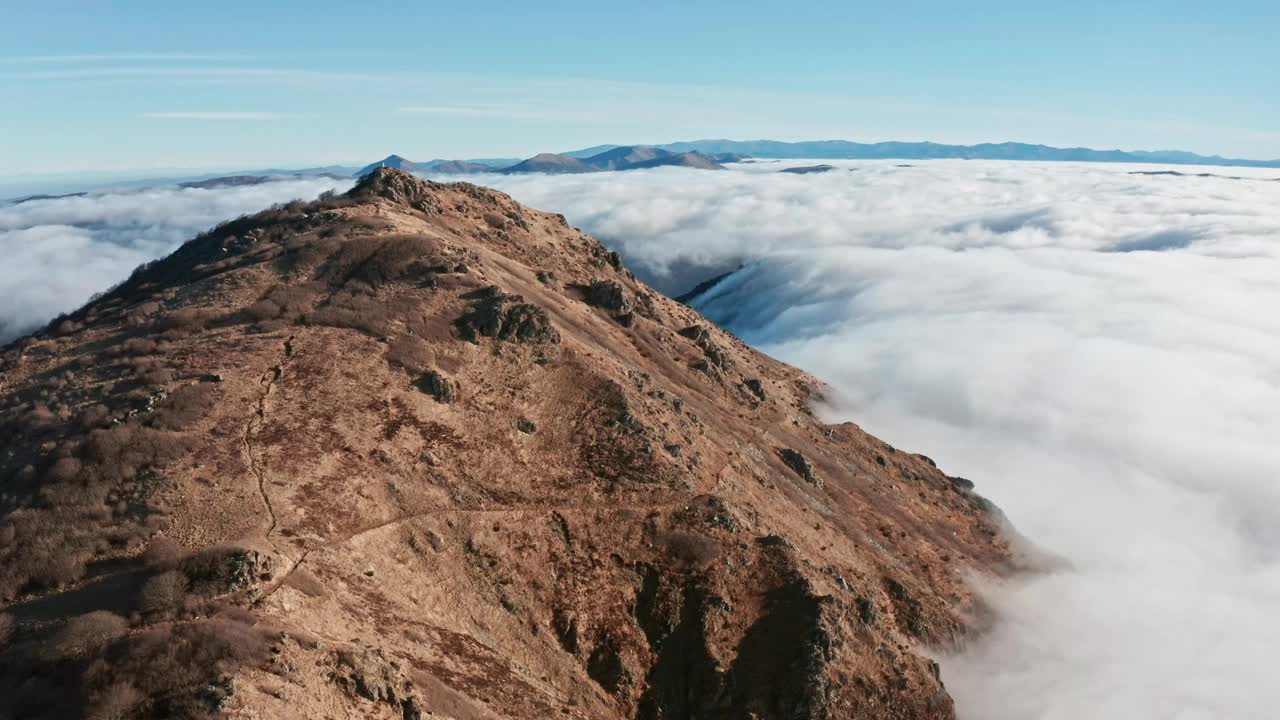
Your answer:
[2,0,1278,176]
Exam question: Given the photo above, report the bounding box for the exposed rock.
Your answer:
[744,378,768,402]
[679,324,733,370]
[334,648,423,720]
[584,278,635,315]
[516,417,537,434]
[677,325,711,343]
[414,370,456,402]
[587,634,631,695]
[351,166,442,215]
[457,289,560,344]
[856,596,878,626]
[552,609,580,654]
[779,447,819,486]
[755,534,794,549]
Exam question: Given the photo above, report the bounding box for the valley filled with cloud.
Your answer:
[487,161,1280,719]
[5,160,1279,718]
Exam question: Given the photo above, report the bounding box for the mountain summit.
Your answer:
[0,168,1012,719]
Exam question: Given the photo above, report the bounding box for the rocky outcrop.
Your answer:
[779,448,819,486]
[456,286,560,344]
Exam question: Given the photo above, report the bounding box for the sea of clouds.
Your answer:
[0,176,351,342]
[3,160,1279,718]
[481,161,1280,719]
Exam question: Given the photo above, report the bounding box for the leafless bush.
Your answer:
[149,383,220,431]
[138,570,189,616]
[79,404,112,430]
[251,283,322,324]
[86,682,143,720]
[385,334,433,374]
[283,567,327,597]
[117,338,157,357]
[55,317,83,336]
[143,537,185,569]
[28,549,89,591]
[321,234,437,289]
[179,545,248,594]
[83,424,194,482]
[246,298,282,321]
[660,530,722,572]
[305,289,393,336]
[48,611,128,660]
[0,613,14,647]
[83,614,274,717]
[24,403,58,432]
[44,456,82,483]
[140,368,175,385]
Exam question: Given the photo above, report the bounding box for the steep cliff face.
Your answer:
[0,169,1011,719]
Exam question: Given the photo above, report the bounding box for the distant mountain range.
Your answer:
[355,146,747,177]
[563,139,1280,169]
[9,137,1278,204]
[355,139,1280,177]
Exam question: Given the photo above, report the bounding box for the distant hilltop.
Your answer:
[355,146,747,177]
[361,139,1280,175]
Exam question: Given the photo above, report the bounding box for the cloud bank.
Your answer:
[0,177,350,342]
[474,160,1280,719]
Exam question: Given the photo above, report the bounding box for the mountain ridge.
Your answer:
[0,168,1014,719]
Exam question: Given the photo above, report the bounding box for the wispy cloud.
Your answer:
[141,111,284,120]
[397,104,594,122]
[0,53,250,63]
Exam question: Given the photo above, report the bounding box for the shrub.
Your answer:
[385,334,433,374]
[44,456,83,483]
[283,567,327,598]
[138,571,189,616]
[55,318,83,336]
[246,299,281,321]
[117,338,157,357]
[140,368,175,386]
[24,403,58,432]
[80,404,112,430]
[661,530,721,572]
[149,384,220,431]
[86,682,143,720]
[156,307,215,334]
[83,424,193,483]
[142,538,185,569]
[48,611,128,660]
[83,614,274,717]
[305,289,393,336]
[0,613,14,647]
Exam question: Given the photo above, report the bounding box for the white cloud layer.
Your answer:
[0,177,350,342]
[474,160,1280,719]
[4,160,1280,718]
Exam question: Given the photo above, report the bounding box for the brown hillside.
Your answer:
[0,168,1012,719]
